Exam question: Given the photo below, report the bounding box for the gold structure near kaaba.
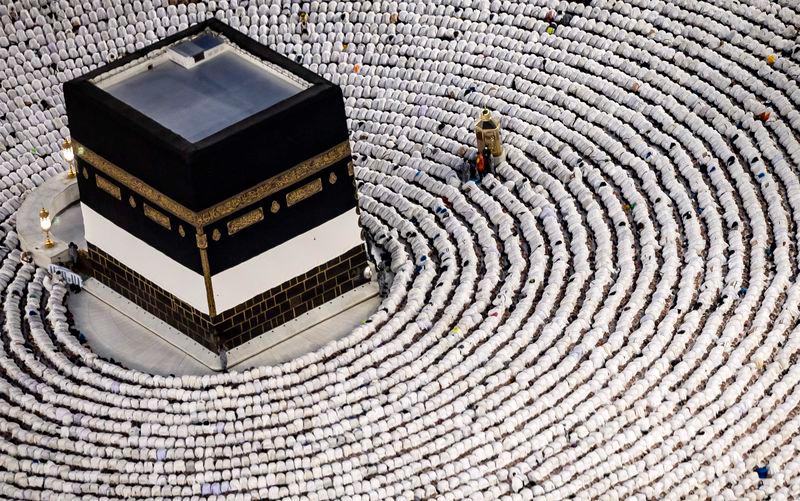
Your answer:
[474,108,504,158]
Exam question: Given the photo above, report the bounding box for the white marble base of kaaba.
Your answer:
[69,277,379,374]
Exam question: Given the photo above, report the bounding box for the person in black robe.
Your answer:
[482,144,494,176]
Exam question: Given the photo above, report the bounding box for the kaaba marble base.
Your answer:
[87,241,371,350]
[75,277,379,373]
[81,277,221,371]
[225,281,378,367]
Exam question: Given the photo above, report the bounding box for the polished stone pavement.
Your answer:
[51,201,86,249]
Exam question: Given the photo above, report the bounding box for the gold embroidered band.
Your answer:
[74,140,351,228]
[286,178,323,207]
[143,203,172,230]
[227,207,264,236]
[95,175,121,200]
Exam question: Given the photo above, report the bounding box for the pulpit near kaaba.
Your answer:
[63,19,369,350]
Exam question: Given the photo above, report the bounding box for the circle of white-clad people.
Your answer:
[1,0,800,499]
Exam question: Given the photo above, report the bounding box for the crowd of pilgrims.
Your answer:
[456,144,499,184]
[0,0,798,499]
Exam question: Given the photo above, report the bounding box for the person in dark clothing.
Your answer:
[482,144,494,176]
[68,242,79,267]
[457,160,471,184]
[219,342,228,373]
[468,159,479,181]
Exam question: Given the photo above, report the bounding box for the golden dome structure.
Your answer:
[474,108,504,159]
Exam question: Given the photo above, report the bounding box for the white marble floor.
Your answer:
[67,282,381,375]
[51,202,86,249]
[68,287,211,375]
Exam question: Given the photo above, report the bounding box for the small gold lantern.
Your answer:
[61,138,76,178]
[474,108,503,158]
[39,207,54,248]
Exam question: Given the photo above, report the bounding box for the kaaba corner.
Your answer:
[63,19,369,351]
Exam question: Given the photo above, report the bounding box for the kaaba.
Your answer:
[63,19,369,351]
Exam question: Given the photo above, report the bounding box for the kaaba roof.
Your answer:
[64,19,349,212]
[94,34,306,142]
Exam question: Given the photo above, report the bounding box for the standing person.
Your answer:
[219,342,228,373]
[482,144,494,176]
[68,242,79,268]
[468,159,478,181]
[475,151,485,180]
[458,160,470,184]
